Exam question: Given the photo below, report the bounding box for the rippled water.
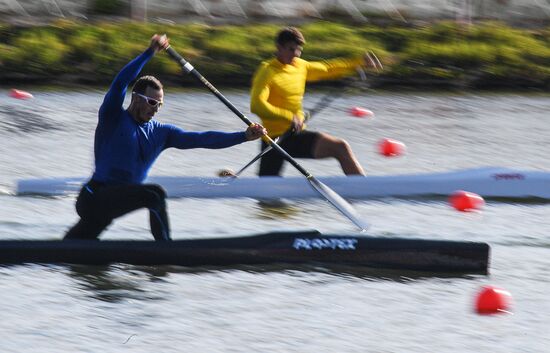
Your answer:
[1,88,549,352]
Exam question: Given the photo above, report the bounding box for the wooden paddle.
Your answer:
[219,67,368,178]
[165,45,369,232]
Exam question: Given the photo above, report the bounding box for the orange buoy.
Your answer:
[349,107,374,118]
[449,190,485,212]
[378,138,405,157]
[475,286,512,314]
[9,89,33,100]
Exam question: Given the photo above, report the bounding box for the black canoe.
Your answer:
[0,231,490,274]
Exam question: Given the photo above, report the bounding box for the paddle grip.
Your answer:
[166,46,193,73]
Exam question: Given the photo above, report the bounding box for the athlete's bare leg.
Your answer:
[312,132,365,175]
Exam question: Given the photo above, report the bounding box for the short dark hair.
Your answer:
[132,75,163,94]
[276,27,305,46]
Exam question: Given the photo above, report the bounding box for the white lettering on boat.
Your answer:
[293,238,358,250]
[492,173,525,180]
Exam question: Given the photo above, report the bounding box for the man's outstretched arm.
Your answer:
[99,34,169,119]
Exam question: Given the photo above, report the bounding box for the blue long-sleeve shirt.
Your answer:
[91,48,247,185]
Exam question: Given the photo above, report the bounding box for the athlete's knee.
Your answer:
[146,184,167,198]
[154,184,167,198]
[144,184,167,207]
[331,138,353,159]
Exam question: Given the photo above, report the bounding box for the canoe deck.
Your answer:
[0,231,490,274]
[15,167,550,200]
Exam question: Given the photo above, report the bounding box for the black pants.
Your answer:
[64,180,171,241]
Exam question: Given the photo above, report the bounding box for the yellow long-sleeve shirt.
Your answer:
[250,56,363,137]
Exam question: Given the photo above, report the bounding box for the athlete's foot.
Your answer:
[218,169,237,177]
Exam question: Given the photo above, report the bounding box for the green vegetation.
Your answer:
[1,20,549,89]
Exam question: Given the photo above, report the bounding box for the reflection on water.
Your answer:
[255,199,302,220]
[66,264,171,303]
[0,106,61,134]
[62,261,483,302]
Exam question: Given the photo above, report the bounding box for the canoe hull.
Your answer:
[0,231,490,274]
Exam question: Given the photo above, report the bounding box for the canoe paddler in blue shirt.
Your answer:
[64,34,266,241]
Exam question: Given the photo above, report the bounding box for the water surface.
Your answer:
[0,89,549,352]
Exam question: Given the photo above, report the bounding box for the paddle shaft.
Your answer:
[232,136,279,177]
[165,46,369,231]
[166,46,312,178]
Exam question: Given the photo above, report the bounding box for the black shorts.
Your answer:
[259,130,321,176]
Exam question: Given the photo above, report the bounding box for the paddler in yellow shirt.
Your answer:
[250,26,381,176]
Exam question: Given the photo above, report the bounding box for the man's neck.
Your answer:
[127,104,142,124]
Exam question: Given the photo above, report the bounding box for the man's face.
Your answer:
[135,87,164,123]
[276,41,303,65]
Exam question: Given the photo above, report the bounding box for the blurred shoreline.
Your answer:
[1,20,549,90]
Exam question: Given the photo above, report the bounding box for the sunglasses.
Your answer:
[133,92,163,107]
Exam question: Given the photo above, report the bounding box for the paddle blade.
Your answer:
[307,176,369,232]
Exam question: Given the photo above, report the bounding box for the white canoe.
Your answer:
[15,167,550,200]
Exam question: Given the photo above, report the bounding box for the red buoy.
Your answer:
[349,107,374,118]
[9,89,33,100]
[378,138,405,157]
[475,286,512,314]
[449,190,485,212]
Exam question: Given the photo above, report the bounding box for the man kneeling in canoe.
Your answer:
[65,34,266,241]
[250,27,382,177]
